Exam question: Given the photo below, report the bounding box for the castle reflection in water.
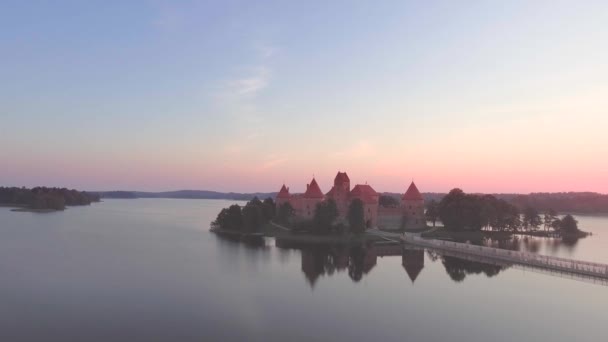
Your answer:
[276,240,509,287]
[215,234,510,286]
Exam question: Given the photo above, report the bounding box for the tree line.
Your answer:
[214,197,368,235]
[425,188,582,235]
[213,197,276,233]
[281,198,367,235]
[0,187,100,211]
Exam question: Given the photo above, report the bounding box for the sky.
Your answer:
[1,0,607,194]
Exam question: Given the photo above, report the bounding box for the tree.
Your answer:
[523,206,542,231]
[551,218,562,231]
[214,208,229,228]
[262,197,276,221]
[313,199,339,234]
[225,205,243,230]
[348,199,365,234]
[543,209,558,231]
[276,202,295,224]
[242,202,263,232]
[425,200,439,227]
[438,189,483,231]
[504,204,522,232]
[559,214,579,234]
[0,186,98,210]
[379,195,399,208]
[479,195,498,230]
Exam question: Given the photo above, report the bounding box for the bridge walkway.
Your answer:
[401,234,608,279]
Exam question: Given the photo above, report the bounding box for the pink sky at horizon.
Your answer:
[2,1,607,194]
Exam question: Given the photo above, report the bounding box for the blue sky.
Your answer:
[1,1,607,192]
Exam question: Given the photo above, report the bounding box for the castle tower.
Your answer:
[326,171,351,220]
[402,181,426,230]
[301,177,324,219]
[334,171,350,192]
[350,184,379,228]
[275,184,291,209]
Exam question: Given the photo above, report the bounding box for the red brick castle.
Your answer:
[275,171,425,230]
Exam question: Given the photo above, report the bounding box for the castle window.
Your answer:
[409,205,412,209]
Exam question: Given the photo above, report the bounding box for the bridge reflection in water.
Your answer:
[273,236,608,287]
[403,235,608,286]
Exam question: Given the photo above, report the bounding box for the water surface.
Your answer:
[0,199,606,342]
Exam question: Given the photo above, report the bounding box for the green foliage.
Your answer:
[379,195,399,208]
[559,214,579,233]
[425,200,439,227]
[262,197,276,221]
[543,209,558,231]
[313,199,339,234]
[551,217,562,230]
[523,206,542,231]
[348,199,365,234]
[276,202,295,224]
[242,202,264,233]
[439,189,523,232]
[438,189,483,231]
[215,205,243,230]
[0,187,99,210]
[214,197,274,233]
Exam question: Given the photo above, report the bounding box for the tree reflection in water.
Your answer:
[440,256,506,282]
[282,240,515,286]
[298,243,377,287]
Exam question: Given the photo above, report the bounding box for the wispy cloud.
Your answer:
[254,43,279,59]
[225,66,270,97]
[214,42,279,155]
[332,140,376,159]
[258,155,289,171]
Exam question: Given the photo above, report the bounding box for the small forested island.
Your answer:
[0,187,100,212]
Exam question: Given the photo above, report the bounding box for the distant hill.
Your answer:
[96,190,276,201]
[96,190,608,213]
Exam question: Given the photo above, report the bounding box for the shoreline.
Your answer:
[211,222,387,245]
[421,228,590,241]
[10,208,63,213]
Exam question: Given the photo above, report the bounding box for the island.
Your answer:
[211,171,589,246]
[0,187,100,212]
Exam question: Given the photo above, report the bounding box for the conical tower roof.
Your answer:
[304,178,324,198]
[277,184,290,199]
[402,181,423,201]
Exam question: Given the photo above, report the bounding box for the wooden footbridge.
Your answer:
[401,234,608,281]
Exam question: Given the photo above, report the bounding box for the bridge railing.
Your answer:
[404,235,608,276]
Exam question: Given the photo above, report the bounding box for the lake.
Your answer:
[0,198,606,342]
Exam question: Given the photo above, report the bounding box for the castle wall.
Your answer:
[363,202,378,228]
[402,199,426,230]
[377,207,403,230]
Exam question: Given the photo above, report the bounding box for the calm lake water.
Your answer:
[0,199,606,342]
